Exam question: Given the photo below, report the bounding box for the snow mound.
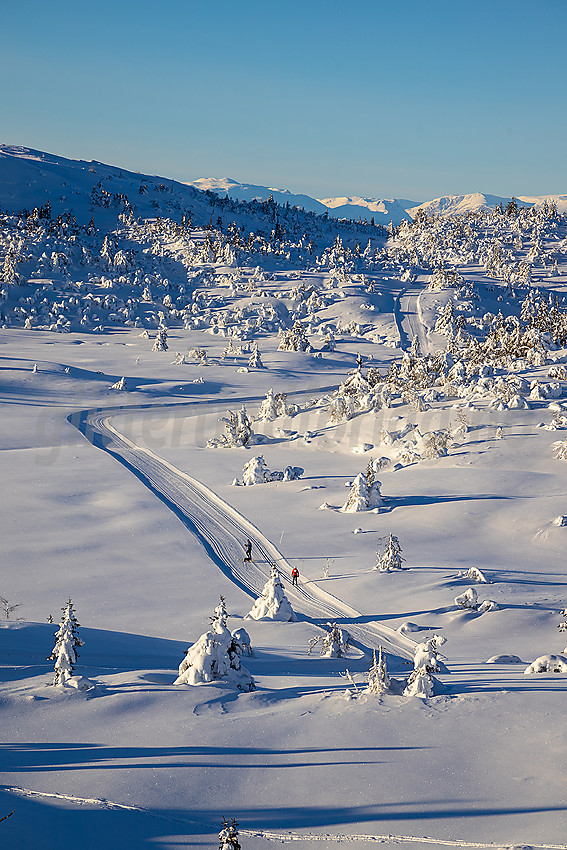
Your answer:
[524,654,567,674]
[487,655,523,664]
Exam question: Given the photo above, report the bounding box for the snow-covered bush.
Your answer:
[241,455,304,485]
[242,456,272,485]
[175,596,255,691]
[458,566,488,583]
[341,472,383,513]
[48,599,84,685]
[246,565,295,621]
[374,533,404,571]
[524,654,567,674]
[454,587,478,609]
[308,622,351,658]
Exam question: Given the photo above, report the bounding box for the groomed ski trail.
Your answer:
[5,786,567,850]
[69,403,416,661]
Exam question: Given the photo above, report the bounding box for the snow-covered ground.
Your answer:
[2,147,567,850]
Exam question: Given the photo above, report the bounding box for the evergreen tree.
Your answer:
[366,646,390,693]
[375,534,404,571]
[48,599,84,685]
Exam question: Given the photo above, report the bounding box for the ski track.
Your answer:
[4,786,566,850]
[68,401,417,661]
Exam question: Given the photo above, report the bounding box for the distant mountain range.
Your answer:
[188,178,567,225]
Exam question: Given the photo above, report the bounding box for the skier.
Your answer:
[291,566,299,586]
[244,539,252,562]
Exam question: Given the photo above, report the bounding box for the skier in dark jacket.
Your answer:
[244,539,253,562]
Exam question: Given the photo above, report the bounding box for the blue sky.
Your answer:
[1,0,565,201]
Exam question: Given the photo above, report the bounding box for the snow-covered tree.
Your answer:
[308,622,350,657]
[219,818,241,850]
[48,599,84,685]
[242,456,272,485]
[365,646,390,693]
[208,407,255,448]
[248,343,264,368]
[175,597,255,691]
[341,472,383,513]
[278,320,310,351]
[256,388,279,421]
[152,327,168,351]
[374,534,404,571]
[246,565,295,621]
[403,634,446,698]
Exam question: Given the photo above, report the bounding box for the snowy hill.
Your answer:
[0,145,380,242]
[187,177,416,226]
[188,176,328,215]
[319,195,417,226]
[408,191,567,219]
[3,143,567,850]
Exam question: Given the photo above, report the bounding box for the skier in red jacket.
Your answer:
[291,567,299,586]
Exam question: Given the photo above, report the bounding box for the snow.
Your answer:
[2,145,567,850]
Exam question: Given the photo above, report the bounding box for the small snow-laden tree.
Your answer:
[248,343,264,368]
[208,407,255,448]
[256,388,279,421]
[152,327,168,351]
[210,595,229,632]
[558,608,567,633]
[308,622,351,658]
[327,392,355,424]
[246,565,295,621]
[553,438,567,461]
[278,320,310,352]
[219,818,241,850]
[403,666,435,698]
[242,456,272,485]
[175,597,255,691]
[365,646,390,693]
[48,599,84,685]
[374,534,404,571]
[419,429,452,459]
[434,301,456,336]
[320,331,336,351]
[404,634,446,698]
[412,634,446,673]
[341,473,383,513]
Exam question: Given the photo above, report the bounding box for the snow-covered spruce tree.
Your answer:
[246,565,295,621]
[242,455,272,485]
[175,596,255,691]
[341,472,383,513]
[248,343,264,369]
[374,534,404,572]
[208,407,255,448]
[365,646,390,694]
[308,622,350,658]
[219,818,241,850]
[278,320,310,352]
[152,327,168,351]
[48,599,84,685]
[558,609,567,633]
[403,634,446,698]
[256,388,279,421]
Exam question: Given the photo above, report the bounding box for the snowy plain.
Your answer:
[1,146,567,850]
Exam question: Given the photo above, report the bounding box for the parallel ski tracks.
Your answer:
[69,401,416,661]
